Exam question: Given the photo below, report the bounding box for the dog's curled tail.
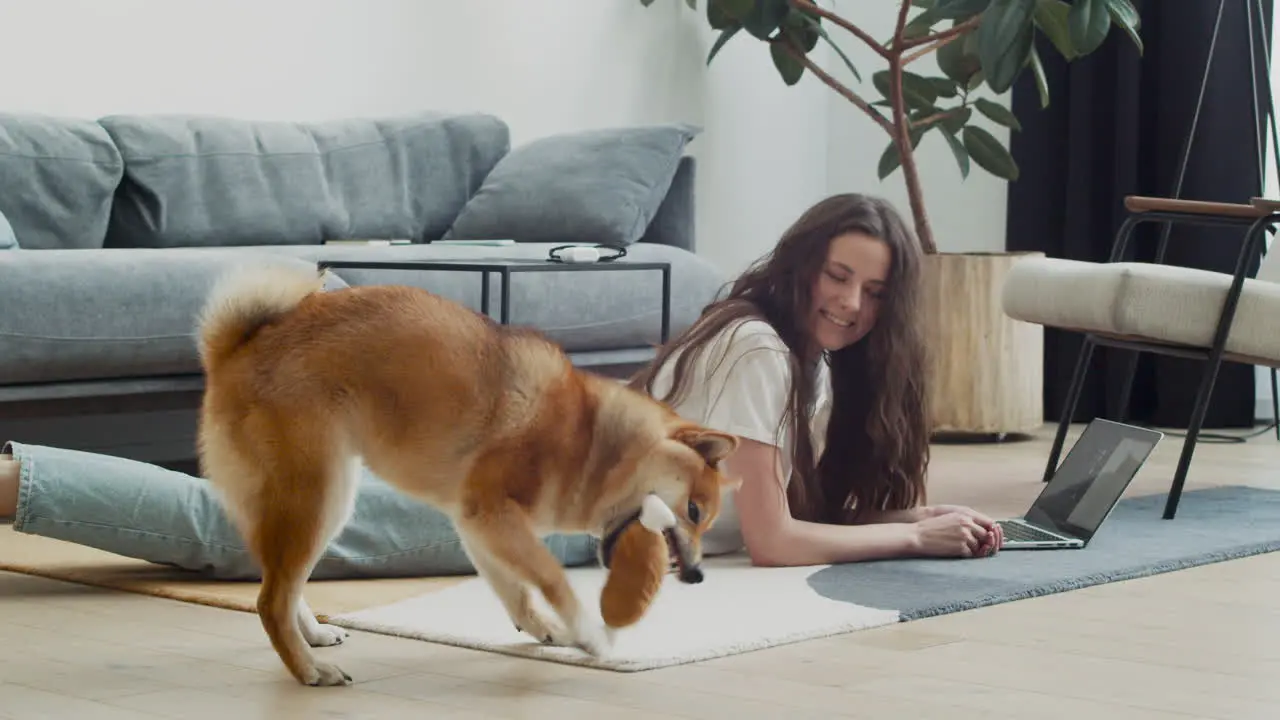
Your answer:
[197,262,328,372]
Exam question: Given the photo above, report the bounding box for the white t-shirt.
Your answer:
[648,317,832,555]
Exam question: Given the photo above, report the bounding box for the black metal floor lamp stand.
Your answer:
[1041,0,1280,520]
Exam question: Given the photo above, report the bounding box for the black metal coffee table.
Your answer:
[316,257,674,343]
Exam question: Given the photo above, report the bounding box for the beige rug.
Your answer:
[0,529,464,620]
[330,557,900,672]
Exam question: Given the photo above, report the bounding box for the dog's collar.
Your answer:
[598,507,644,569]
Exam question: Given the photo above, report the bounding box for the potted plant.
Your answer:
[639,0,1142,438]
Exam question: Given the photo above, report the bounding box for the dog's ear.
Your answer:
[671,427,739,467]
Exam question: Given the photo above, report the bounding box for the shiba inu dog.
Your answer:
[194,262,740,687]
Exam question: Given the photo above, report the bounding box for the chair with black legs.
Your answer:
[1001,195,1280,520]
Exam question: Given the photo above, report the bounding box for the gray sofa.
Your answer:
[0,111,725,467]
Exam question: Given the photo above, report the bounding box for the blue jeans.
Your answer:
[3,441,600,580]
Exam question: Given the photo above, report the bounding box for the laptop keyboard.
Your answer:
[999,521,1065,543]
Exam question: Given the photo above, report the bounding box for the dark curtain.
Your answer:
[1006,0,1275,429]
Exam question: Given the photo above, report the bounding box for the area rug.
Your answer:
[329,485,1280,671]
[0,529,464,617]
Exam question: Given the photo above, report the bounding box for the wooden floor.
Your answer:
[1,422,1277,719]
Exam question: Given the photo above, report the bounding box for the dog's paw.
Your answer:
[303,622,348,648]
[515,607,571,646]
[302,661,353,687]
[570,617,612,657]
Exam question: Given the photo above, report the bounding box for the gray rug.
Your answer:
[807,485,1280,620]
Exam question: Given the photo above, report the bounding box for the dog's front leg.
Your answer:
[456,500,610,657]
[458,532,571,646]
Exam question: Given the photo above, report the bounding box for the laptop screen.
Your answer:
[1022,420,1162,541]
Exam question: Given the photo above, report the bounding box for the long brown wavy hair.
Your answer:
[630,193,930,524]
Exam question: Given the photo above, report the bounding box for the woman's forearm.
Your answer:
[857,507,928,524]
[745,516,922,567]
[724,437,923,567]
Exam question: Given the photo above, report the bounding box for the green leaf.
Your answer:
[878,143,901,180]
[877,128,927,180]
[1027,44,1050,107]
[706,24,741,64]
[874,70,942,112]
[1103,0,1143,54]
[1032,0,1076,59]
[977,0,1037,94]
[717,0,754,20]
[967,68,986,91]
[792,10,861,82]
[937,24,983,84]
[770,41,805,85]
[962,125,1020,180]
[928,76,961,98]
[904,10,943,39]
[742,0,790,40]
[935,0,994,19]
[1068,0,1111,55]
[973,97,1022,130]
[940,106,972,133]
[782,6,820,53]
[941,128,971,178]
[902,71,943,109]
[707,0,735,29]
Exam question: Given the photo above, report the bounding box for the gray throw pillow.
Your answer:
[442,123,701,246]
[0,208,18,250]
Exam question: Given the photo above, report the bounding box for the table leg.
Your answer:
[500,268,512,325]
[480,271,490,317]
[660,266,671,344]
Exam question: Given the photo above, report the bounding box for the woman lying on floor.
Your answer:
[0,192,1002,581]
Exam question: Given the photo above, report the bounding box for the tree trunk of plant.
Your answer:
[898,139,936,254]
[887,55,937,255]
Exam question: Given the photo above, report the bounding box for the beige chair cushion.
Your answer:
[1001,256,1280,365]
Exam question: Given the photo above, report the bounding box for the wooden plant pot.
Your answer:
[921,251,1045,439]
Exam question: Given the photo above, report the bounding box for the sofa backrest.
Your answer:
[99,112,510,249]
[0,111,511,250]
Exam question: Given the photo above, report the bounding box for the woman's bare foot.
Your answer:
[0,453,19,519]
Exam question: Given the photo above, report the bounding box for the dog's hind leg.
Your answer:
[296,457,359,649]
[248,450,359,687]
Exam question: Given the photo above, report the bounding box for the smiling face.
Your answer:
[810,231,891,353]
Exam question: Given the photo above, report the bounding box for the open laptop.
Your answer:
[998,418,1164,550]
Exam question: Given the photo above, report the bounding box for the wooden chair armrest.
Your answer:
[1124,195,1270,219]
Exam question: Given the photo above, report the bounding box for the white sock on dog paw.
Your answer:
[305,661,353,687]
[571,615,612,657]
[298,599,347,647]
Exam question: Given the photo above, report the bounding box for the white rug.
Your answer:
[328,556,899,671]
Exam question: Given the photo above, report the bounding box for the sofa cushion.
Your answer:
[0,249,318,385]
[0,243,723,386]
[1001,256,1280,362]
[0,113,123,250]
[442,124,701,246]
[98,112,511,249]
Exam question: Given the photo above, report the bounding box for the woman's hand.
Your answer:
[919,504,1003,556]
[911,512,1003,558]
